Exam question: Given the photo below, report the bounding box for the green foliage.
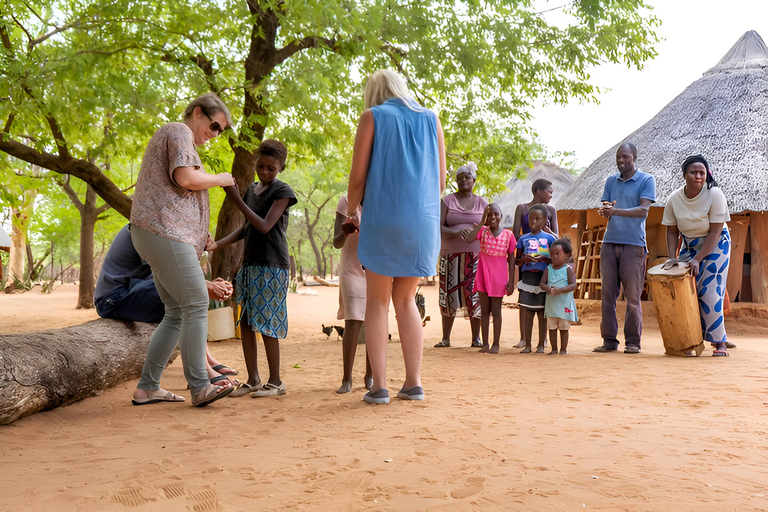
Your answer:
[1,0,659,276]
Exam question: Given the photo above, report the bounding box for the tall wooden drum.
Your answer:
[647,263,704,356]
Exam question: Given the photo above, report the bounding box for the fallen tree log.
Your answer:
[0,319,175,425]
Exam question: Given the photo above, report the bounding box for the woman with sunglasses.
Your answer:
[129,92,237,407]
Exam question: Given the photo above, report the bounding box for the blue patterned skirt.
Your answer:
[679,228,730,344]
[235,265,289,339]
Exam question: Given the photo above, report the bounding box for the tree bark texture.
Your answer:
[0,319,175,425]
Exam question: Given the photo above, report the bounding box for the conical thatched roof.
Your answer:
[0,225,11,250]
[495,160,576,227]
[558,30,768,214]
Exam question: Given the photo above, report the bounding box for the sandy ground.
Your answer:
[1,283,768,511]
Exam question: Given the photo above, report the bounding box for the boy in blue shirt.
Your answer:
[515,205,557,353]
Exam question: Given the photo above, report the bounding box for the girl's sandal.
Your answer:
[229,381,262,398]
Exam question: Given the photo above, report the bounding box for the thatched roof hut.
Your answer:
[557,30,768,304]
[495,160,575,228]
[0,225,10,251]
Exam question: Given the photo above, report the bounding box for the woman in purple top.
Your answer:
[434,163,488,348]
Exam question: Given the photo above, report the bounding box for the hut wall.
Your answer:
[560,207,754,303]
[751,212,768,304]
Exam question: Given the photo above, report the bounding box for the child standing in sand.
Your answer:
[540,238,578,355]
[465,203,515,354]
[511,179,559,349]
[208,140,297,398]
[515,204,556,353]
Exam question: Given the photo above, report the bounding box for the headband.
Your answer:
[455,161,478,179]
[682,154,710,174]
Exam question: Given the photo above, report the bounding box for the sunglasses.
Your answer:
[200,107,225,135]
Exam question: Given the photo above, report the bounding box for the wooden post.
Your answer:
[750,212,768,304]
[726,216,749,302]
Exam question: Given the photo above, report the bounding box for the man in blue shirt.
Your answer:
[593,143,656,354]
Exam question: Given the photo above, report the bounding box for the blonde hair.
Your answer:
[364,70,419,110]
[183,92,233,130]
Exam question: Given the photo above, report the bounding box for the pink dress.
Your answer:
[473,226,516,297]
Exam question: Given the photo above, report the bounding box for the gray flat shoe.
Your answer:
[593,345,618,353]
[251,382,286,397]
[229,381,262,398]
[397,386,424,401]
[624,346,641,354]
[364,388,390,404]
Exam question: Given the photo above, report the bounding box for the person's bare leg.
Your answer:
[392,276,423,390]
[536,311,547,353]
[470,317,481,347]
[437,315,454,347]
[364,345,373,390]
[337,319,363,393]
[206,347,236,375]
[521,308,534,353]
[560,330,569,355]
[548,329,559,354]
[365,271,393,392]
[515,308,526,348]
[478,292,490,352]
[489,297,502,354]
[262,335,281,386]
[240,323,261,387]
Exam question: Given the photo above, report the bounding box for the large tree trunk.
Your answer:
[4,207,28,291]
[304,206,324,276]
[210,147,255,281]
[75,185,101,309]
[0,319,176,425]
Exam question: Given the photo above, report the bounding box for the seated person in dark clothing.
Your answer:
[95,225,238,383]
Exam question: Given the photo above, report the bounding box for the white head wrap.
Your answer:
[455,161,478,179]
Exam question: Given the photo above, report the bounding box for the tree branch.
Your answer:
[29,20,82,48]
[0,136,132,218]
[58,177,85,214]
[10,14,34,48]
[272,35,336,66]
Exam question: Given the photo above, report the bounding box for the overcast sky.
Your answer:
[531,0,768,169]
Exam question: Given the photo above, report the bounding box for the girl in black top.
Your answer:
[209,139,297,397]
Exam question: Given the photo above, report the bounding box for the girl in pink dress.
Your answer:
[465,203,516,353]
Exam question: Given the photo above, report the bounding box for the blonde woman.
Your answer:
[345,70,447,404]
[130,93,236,407]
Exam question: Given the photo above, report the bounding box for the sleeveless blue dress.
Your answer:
[357,98,440,277]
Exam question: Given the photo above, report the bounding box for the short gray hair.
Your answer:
[184,93,233,130]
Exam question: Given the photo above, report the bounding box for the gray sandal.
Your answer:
[191,383,234,407]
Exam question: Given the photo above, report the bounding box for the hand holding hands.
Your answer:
[219,173,236,188]
[223,182,240,198]
[205,233,217,252]
[457,228,471,240]
[207,278,233,301]
[342,212,360,235]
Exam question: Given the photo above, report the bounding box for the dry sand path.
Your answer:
[1,284,767,511]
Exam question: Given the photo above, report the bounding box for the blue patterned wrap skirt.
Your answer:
[235,264,289,339]
[679,228,731,344]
